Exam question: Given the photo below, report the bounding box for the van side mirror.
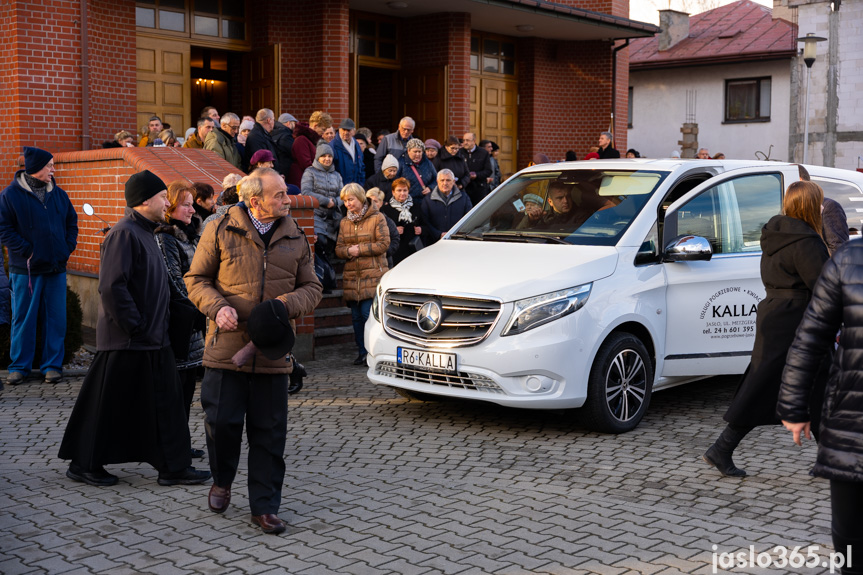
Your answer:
[663,235,712,262]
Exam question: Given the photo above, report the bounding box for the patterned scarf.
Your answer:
[346,203,368,223]
[388,195,414,224]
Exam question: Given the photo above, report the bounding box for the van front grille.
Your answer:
[375,361,504,394]
[382,291,501,347]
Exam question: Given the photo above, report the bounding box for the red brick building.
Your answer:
[0,0,656,355]
[1,0,655,182]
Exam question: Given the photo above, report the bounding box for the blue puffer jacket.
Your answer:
[398,155,437,202]
[0,171,78,275]
[331,136,366,187]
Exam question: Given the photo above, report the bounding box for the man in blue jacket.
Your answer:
[421,169,472,245]
[331,118,365,187]
[0,147,78,385]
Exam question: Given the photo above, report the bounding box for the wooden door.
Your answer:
[136,37,190,138]
[242,45,279,114]
[470,76,518,178]
[399,67,447,143]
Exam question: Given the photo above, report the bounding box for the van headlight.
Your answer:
[501,284,592,336]
[371,285,382,322]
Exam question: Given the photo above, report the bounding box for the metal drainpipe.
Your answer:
[610,39,630,137]
[80,0,90,150]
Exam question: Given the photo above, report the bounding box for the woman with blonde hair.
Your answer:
[335,183,390,365]
[703,180,829,477]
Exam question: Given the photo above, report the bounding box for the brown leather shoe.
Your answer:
[251,513,286,534]
[208,485,231,514]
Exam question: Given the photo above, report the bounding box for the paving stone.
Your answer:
[0,352,834,574]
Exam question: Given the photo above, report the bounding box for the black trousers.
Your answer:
[201,368,288,516]
[831,479,863,574]
[178,367,198,421]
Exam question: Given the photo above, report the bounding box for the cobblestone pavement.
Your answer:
[0,346,836,574]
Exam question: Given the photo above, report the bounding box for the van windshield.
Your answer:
[451,169,668,246]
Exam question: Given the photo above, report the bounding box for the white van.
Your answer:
[364,159,863,433]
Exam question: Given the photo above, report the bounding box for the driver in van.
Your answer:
[541,181,614,230]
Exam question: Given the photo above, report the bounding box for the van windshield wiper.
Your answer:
[450,231,484,240]
[480,231,570,244]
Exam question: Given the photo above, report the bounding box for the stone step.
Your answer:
[314,306,352,329]
[314,325,356,347]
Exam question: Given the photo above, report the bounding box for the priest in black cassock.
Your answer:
[59,170,211,487]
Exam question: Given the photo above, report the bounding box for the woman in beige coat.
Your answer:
[335,183,390,364]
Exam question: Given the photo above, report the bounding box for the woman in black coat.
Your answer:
[779,235,863,573]
[380,177,424,267]
[155,180,206,458]
[703,181,829,477]
[438,136,471,192]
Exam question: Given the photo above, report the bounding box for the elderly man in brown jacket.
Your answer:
[185,167,322,534]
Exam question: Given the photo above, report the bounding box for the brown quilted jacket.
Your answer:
[184,204,322,373]
[335,203,389,302]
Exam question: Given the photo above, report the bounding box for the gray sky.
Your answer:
[629,0,773,25]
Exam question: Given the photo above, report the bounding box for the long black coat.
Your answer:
[59,209,191,472]
[779,239,863,482]
[724,215,829,427]
[437,147,471,192]
[96,209,171,351]
[155,219,205,368]
[242,122,278,173]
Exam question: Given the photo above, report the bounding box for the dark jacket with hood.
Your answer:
[155,218,205,368]
[0,171,78,275]
[242,122,278,174]
[96,209,170,351]
[289,123,321,187]
[779,239,863,482]
[724,214,828,427]
[436,147,471,191]
[421,186,472,245]
[270,121,294,178]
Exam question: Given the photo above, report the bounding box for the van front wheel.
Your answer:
[582,333,653,433]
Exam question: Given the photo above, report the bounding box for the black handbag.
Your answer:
[168,295,200,361]
[409,235,424,252]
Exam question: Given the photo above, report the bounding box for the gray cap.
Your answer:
[278,113,298,124]
[338,118,356,130]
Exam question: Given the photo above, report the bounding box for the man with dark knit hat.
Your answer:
[0,147,78,386]
[58,170,211,488]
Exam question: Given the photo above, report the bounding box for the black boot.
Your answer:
[703,425,750,477]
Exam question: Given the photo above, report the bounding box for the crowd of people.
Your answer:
[3,109,863,559]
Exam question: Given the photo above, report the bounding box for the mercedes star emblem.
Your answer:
[417,300,443,334]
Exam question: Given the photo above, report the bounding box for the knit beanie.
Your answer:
[315,142,334,161]
[424,139,441,150]
[24,147,53,174]
[125,170,167,207]
[382,154,399,171]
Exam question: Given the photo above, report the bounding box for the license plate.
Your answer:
[397,347,458,373]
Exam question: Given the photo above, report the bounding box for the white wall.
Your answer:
[628,60,791,161]
[796,0,863,171]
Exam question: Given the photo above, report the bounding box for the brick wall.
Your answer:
[0,0,138,185]
[49,148,318,339]
[517,38,627,166]
[87,0,137,146]
[257,0,351,123]
[402,12,471,139]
